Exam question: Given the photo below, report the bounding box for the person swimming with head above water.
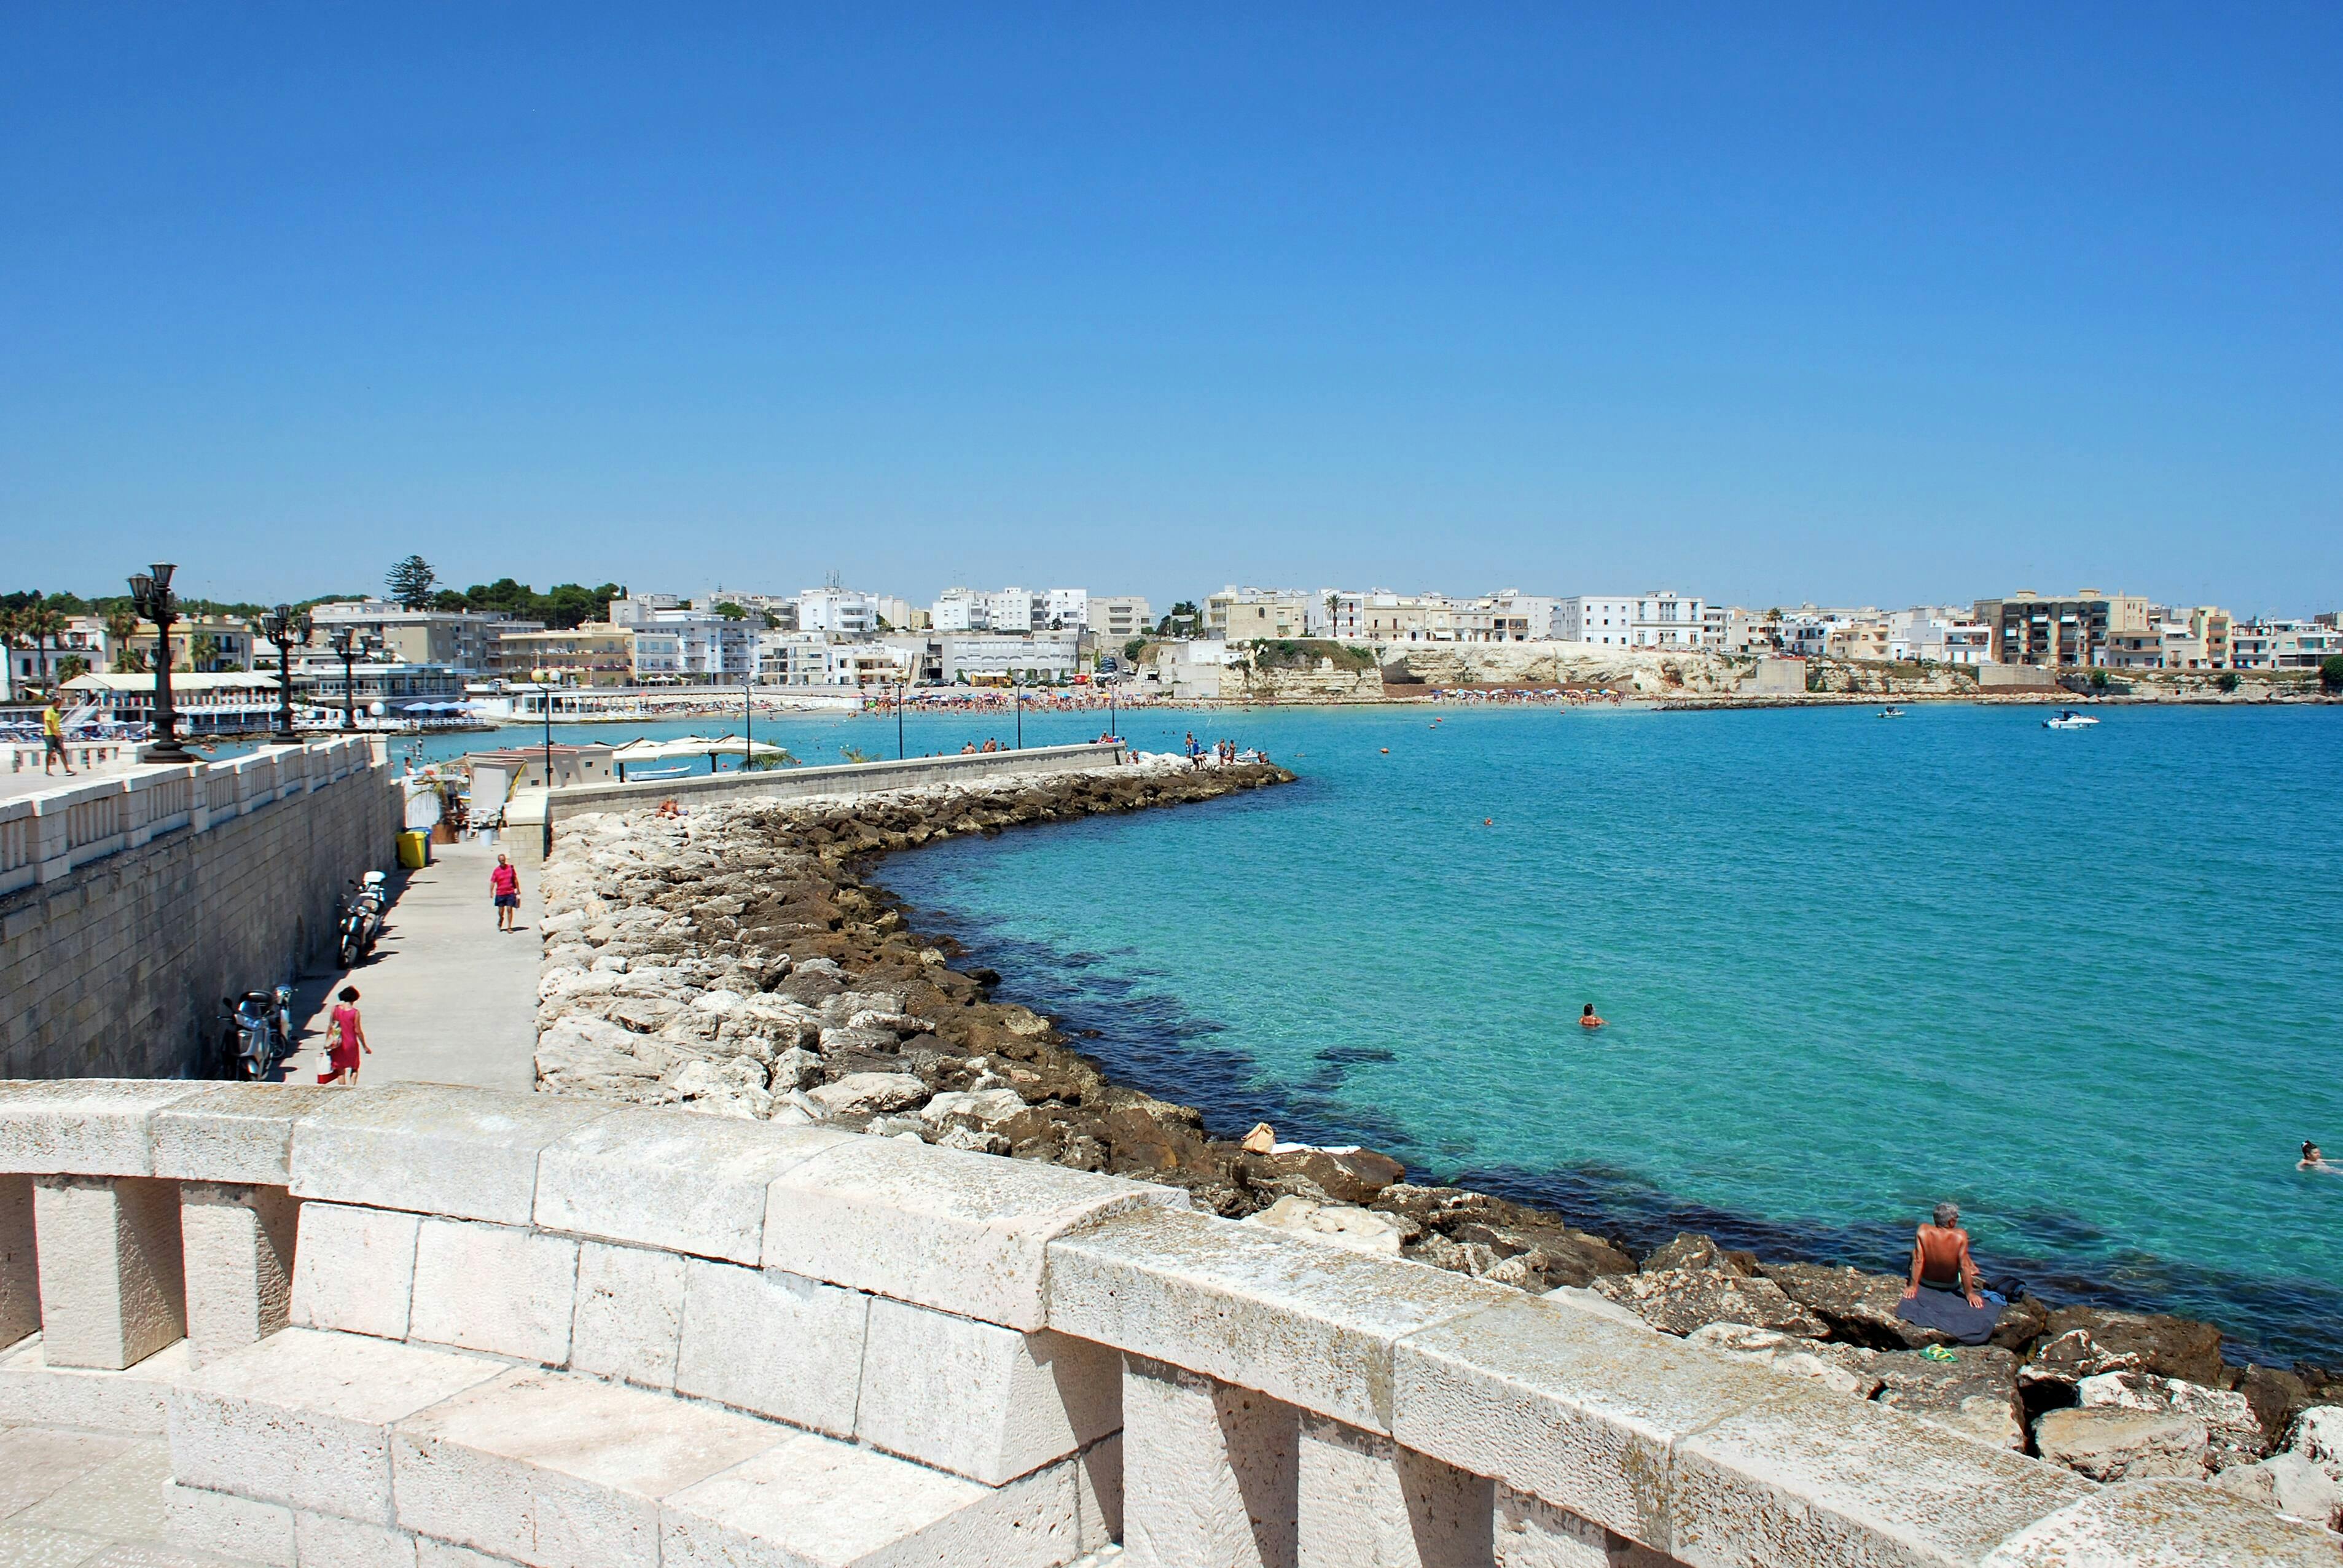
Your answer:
[1579,1004,1605,1029]
[2303,1142,2333,1171]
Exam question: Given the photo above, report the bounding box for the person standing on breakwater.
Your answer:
[490,852,521,932]
[1895,1202,2001,1344]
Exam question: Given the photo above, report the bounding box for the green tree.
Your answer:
[104,607,145,673]
[385,555,437,609]
[2321,654,2343,694]
[2087,668,2110,692]
[1124,638,1146,662]
[714,602,746,620]
[2216,671,2240,694]
[55,654,88,684]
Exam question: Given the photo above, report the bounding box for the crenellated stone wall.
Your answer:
[0,740,398,1079]
[0,1079,2331,1568]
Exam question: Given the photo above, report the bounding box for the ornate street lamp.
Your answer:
[258,605,312,743]
[326,626,364,730]
[127,563,193,763]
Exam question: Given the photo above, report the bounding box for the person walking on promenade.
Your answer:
[42,696,73,776]
[490,852,521,932]
[319,986,370,1085]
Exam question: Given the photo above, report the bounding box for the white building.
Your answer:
[1885,607,1994,665]
[796,587,877,638]
[1088,596,1153,642]
[1207,586,1316,638]
[1555,593,1709,648]
[606,594,684,626]
[931,589,984,632]
[759,631,910,686]
[1045,589,1089,630]
[872,596,920,632]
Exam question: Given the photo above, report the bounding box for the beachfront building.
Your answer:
[760,631,912,687]
[606,593,683,625]
[1208,587,1315,639]
[1088,595,1152,642]
[796,587,878,637]
[496,624,636,687]
[308,601,544,675]
[1327,590,1467,642]
[880,631,1079,685]
[1554,593,1710,648]
[1141,638,1239,699]
[1973,589,2154,668]
[1885,607,1994,665]
[872,596,922,632]
[1828,618,1893,662]
[2230,619,2343,670]
[61,671,283,734]
[291,658,467,712]
[1713,608,1783,655]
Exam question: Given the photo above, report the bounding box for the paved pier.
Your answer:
[284,837,539,1091]
[0,1422,252,1565]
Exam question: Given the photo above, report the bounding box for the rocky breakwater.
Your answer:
[526,755,2343,1539]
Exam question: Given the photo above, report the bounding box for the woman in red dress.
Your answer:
[319,986,370,1085]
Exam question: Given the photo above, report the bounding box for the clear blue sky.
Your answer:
[4,4,2337,615]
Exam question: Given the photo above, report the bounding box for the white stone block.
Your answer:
[391,1365,781,1568]
[854,1297,1121,1484]
[1076,1430,1125,1551]
[179,1181,297,1367]
[165,1479,296,1566]
[290,1202,418,1341]
[660,1429,1085,1568]
[536,1106,853,1263]
[1,1172,36,1349]
[170,1327,506,1523]
[571,1240,687,1390]
[416,1541,517,1568]
[763,1135,1186,1331]
[1668,1379,2095,1567]
[1122,1354,1299,1568]
[0,1332,190,1433]
[0,1078,205,1176]
[1048,1205,1514,1433]
[33,1174,186,1369]
[1297,1413,1493,1568]
[1492,1487,1641,1568]
[674,1258,868,1438]
[1981,1476,2343,1566]
[291,1082,619,1225]
[409,1218,577,1365]
[152,1083,337,1185]
[296,1508,421,1568]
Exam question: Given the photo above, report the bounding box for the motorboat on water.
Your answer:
[1877,706,1906,718]
[2043,709,2100,730]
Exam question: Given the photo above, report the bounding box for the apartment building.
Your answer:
[497,625,636,687]
[2231,620,2343,670]
[1208,586,1315,638]
[309,601,542,674]
[1885,607,1993,665]
[1973,590,2153,667]
[1329,590,1461,642]
[881,631,1080,685]
[796,587,878,637]
[1088,596,1152,642]
[1555,593,1708,648]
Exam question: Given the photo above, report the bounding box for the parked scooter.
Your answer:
[219,985,295,1080]
[338,871,389,966]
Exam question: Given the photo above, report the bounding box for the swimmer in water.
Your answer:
[1579,1004,1605,1029]
[2302,1142,2332,1171]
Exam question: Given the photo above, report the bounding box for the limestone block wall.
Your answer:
[0,741,398,1078]
[1,1079,2333,1568]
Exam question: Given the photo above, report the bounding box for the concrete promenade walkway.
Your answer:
[0,1422,252,1565]
[284,837,539,1091]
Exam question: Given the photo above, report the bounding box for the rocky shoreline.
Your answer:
[528,755,2343,1531]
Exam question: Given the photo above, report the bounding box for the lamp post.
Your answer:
[127,563,193,762]
[327,627,363,730]
[743,672,752,772]
[542,684,553,789]
[1014,674,1023,751]
[259,604,312,743]
[896,681,905,759]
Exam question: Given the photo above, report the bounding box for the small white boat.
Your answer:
[2043,709,2100,730]
[1877,706,1906,719]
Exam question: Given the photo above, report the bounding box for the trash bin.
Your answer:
[396,829,430,869]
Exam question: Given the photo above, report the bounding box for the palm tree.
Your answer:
[105,607,146,673]
[0,607,22,698]
[23,607,66,692]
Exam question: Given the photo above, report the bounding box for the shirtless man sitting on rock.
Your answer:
[1895,1201,2002,1346]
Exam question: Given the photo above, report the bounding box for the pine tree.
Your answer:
[385,555,438,610]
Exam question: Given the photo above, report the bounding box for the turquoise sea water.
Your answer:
[861,702,2343,1367]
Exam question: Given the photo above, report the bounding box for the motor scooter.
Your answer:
[219,985,295,1080]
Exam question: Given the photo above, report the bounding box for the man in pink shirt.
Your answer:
[490,852,521,932]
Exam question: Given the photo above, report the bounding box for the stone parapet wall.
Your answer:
[1,1079,2329,1567]
[0,740,397,1078]
[548,740,1128,824]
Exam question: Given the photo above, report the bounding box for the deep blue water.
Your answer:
[864,702,2343,1367]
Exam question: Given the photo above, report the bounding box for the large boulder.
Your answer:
[1874,1347,2026,1453]
[2214,1406,2343,1531]
[1686,1323,1882,1399]
[534,1015,663,1099]
[918,1088,1031,1131]
[1592,1267,1828,1340]
[1246,1147,1406,1206]
[1247,1196,1410,1258]
[2023,1306,2224,1387]
[2078,1370,2265,1470]
[2033,1406,2209,1483]
[1371,1184,1633,1288]
[664,1056,774,1121]
[807,1072,929,1117]
[1759,1262,1949,1349]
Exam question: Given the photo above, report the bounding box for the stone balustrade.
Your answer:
[0,1079,2331,1567]
[2,738,144,776]
[0,736,376,897]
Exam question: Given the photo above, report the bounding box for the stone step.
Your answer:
[171,1326,1099,1567]
[0,1331,192,1434]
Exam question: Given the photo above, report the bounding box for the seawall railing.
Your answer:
[0,737,378,899]
[0,1080,2323,1567]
